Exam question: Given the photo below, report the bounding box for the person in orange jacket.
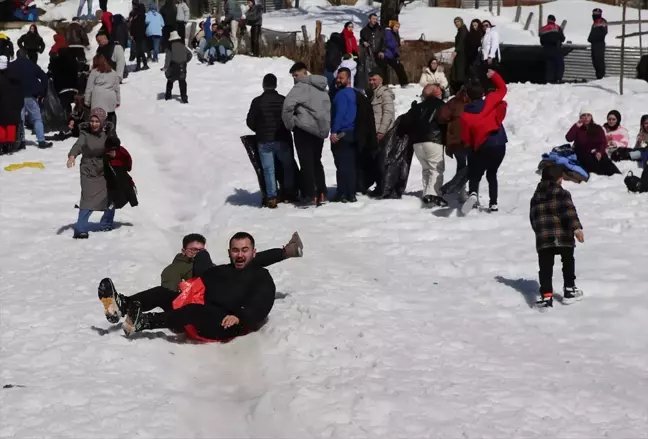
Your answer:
[460,69,508,214]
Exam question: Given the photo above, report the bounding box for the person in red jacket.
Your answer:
[460,69,508,214]
[342,21,359,57]
[565,110,620,176]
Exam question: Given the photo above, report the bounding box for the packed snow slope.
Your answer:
[2,55,648,438]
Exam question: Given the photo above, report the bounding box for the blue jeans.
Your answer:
[75,208,116,233]
[208,46,232,62]
[258,141,294,198]
[21,97,45,143]
[151,36,161,61]
[324,70,335,90]
[76,0,93,17]
[332,131,357,198]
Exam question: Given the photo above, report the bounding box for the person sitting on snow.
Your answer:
[160,232,303,292]
[204,24,234,64]
[50,94,87,141]
[98,232,288,341]
[565,109,620,176]
[602,109,630,154]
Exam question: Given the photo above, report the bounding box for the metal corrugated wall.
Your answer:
[563,45,644,82]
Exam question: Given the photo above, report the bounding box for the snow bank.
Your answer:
[1,50,648,437]
[1,25,58,70]
[39,0,133,21]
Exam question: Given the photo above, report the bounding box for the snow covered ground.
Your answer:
[1,46,648,436]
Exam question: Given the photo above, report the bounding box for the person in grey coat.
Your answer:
[67,108,116,239]
[244,0,262,56]
[282,62,331,206]
[85,54,121,129]
[175,0,190,41]
[164,31,192,103]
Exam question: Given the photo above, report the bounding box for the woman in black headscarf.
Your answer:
[464,18,483,79]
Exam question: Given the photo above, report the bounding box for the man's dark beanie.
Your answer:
[263,73,277,89]
[548,14,556,22]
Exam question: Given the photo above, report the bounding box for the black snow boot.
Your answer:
[123,302,164,337]
[38,141,53,149]
[98,278,129,324]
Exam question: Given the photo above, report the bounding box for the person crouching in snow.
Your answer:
[602,109,630,154]
[530,165,585,308]
[205,24,234,64]
[98,232,279,341]
[460,69,508,213]
[67,108,115,239]
[163,30,192,103]
[104,136,138,210]
[333,53,357,90]
[565,109,620,176]
[52,95,87,141]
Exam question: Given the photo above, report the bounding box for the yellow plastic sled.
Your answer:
[4,162,45,172]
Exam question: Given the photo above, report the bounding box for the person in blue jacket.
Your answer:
[145,4,165,62]
[8,49,52,149]
[330,67,358,203]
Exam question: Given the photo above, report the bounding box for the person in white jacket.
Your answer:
[418,57,448,92]
[175,0,190,42]
[481,20,500,65]
[334,53,357,88]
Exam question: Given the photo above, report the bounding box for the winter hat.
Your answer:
[547,14,556,22]
[579,108,593,117]
[0,56,7,70]
[262,73,277,89]
[607,110,621,125]
[90,108,107,124]
[168,31,181,42]
[454,16,464,25]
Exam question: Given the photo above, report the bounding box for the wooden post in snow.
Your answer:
[489,0,493,13]
[620,0,627,95]
[538,3,543,33]
[640,8,643,55]
[515,5,521,22]
[315,20,322,45]
[524,12,534,30]
[301,25,309,44]
[497,0,501,16]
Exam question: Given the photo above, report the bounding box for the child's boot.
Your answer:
[562,286,584,305]
[535,291,553,309]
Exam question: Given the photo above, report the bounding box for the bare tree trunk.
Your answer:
[381,0,401,27]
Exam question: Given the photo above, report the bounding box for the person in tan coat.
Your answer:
[368,71,395,142]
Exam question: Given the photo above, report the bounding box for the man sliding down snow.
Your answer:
[160,231,303,291]
[98,232,301,341]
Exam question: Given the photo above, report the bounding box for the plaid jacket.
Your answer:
[530,181,583,251]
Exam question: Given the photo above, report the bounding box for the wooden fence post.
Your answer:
[538,3,543,32]
[489,0,493,13]
[497,0,501,16]
[301,25,309,44]
[515,5,521,22]
[560,19,567,31]
[315,20,322,43]
[295,0,299,8]
[524,12,534,30]
[620,1,627,95]
[640,8,643,55]
[367,0,372,4]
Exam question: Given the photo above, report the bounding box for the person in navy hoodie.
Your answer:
[460,69,507,213]
[383,21,409,88]
[330,67,358,203]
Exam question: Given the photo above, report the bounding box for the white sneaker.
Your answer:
[489,204,499,212]
[460,192,479,215]
[562,287,584,305]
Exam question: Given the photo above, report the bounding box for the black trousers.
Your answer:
[27,50,38,64]
[177,22,187,41]
[383,58,408,86]
[538,247,575,293]
[293,127,326,199]
[129,286,241,340]
[591,43,606,80]
[332,132,357,198]
[107,111,117,131]
[99,0,108,11]
[134,38,148,69]
[249,25,261,56]
[166,79,187,98]
[576,149,620,176]
[544,47,564,84]
[468,144,506,205]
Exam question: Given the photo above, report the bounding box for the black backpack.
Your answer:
[624,169,648,193]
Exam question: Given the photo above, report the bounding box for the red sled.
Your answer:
[172,278,249,343]
[0,125,17,143]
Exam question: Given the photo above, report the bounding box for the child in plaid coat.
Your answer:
[530,165,585,307]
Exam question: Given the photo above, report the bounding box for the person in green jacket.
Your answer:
[205,25,234,64]
[160,232,303,291]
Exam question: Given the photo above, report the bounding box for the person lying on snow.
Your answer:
[160,231,304,292]
[104,135,138,210]
[98,232,283,341]
[565,109,620,176]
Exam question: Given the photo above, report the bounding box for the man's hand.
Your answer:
[487,57,493,65]
[595,152,602,160]
[377,132,384,141]
[66,156,75,168]
[378,52,385,59]
[68,120,75,129]
[451,52,457,59]
[330,133,339,144]
[221,315,239,328]
[106,150,116,158]
[363,41,369,47]
[486,69,495,79]
[575,230,584,243]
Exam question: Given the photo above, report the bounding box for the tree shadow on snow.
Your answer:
[56,222,134,235]
[126,330,189,344]
[90,325,122,336]
[494,276,539,308]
